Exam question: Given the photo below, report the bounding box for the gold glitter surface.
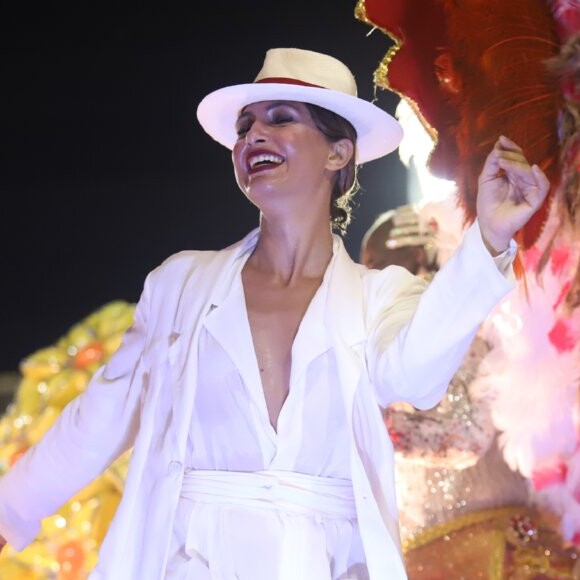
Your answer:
[403,506,580,579]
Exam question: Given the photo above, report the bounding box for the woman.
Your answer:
[0,48,548,579]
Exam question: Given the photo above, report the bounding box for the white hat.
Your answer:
[196,48,403,164]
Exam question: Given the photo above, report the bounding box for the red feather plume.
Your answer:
[356,0,563,249]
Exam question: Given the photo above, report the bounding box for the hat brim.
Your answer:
[196,83,403,164]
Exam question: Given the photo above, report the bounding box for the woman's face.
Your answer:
[232,100,336,212]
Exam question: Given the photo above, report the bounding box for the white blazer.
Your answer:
[0,222,514,579]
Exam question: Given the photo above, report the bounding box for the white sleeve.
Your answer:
[366,220,515,410]
[0,273,152,550]
[385,335,496,468]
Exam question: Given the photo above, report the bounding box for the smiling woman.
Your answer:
[232,100,356,239]
[0,47,548,579]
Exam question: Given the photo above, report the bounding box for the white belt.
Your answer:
[180,469,356,519]
[178,470,357,579]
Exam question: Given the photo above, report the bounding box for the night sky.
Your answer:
[0,2,407,371]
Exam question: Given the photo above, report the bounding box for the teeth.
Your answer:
[249,153,284,169]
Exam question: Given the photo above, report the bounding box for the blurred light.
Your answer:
[396,100,456,204]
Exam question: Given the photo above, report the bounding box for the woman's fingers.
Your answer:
[529,164,551,209]
[476,137,551,251]
[496,157,549,207]
[480,136,526,184]
[532,164,550,192]
[497,134,523,153]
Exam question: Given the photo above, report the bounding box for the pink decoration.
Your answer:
[549,318,578,352]
[551,246,572,277]
[532,462,568,490]
[523,246,542,271]
[554,280,573,311]
[549,0,580,40]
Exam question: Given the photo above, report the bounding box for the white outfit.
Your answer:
[167,247,364,578]
[0,223,515,579]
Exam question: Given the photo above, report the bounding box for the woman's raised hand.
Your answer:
[476,136,550,255]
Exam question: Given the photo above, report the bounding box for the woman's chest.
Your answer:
[188,328,352,477]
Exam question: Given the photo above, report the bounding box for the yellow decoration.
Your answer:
[44,369,90,409]
[20,347,68,382]
[0,301,135,576]
[14,378,46,416]
[64,323,97,351]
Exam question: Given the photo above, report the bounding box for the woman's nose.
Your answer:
[245,121,268,144]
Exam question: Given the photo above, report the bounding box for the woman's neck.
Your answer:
[248,217,334,285]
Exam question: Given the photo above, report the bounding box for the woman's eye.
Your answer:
[271,115,293,125]
[236,123,250,137]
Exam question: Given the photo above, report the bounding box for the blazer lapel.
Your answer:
[324,236,368,435]
[167,229,260,455]
[327,235,366,348]
[202,270,267,416]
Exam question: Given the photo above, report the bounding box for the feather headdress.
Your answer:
[356,0,580,295]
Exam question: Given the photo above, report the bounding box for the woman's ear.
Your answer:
[326,138,354,170]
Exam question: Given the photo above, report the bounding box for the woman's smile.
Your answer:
[246,149,285,175]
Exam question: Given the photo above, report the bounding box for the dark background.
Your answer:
[0,2,407,372]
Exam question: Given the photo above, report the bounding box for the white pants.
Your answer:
[166,470,369,580]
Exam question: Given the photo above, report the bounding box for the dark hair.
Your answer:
[305,103,359,235]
